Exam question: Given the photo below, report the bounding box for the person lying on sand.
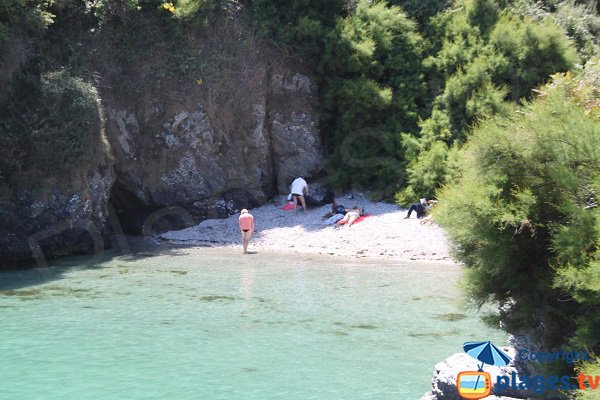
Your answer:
[404,198,427,219]
[405,199,437,219]
[336,206,362,227]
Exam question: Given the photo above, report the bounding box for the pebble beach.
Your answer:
[159,194,454,263]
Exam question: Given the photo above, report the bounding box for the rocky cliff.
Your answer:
[106,69,322,234]
[0,111,115,268]
[0,17,324,268]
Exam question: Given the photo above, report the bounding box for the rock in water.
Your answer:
[420,347,535,400]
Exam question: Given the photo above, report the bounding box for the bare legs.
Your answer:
[241,230,252,254]
[293,195,307,213]
[347,214,359,226]
[335,213,359,227]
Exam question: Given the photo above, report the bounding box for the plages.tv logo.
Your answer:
[457,341,600,398]
[457,341,511,399]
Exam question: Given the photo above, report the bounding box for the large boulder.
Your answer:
[420,347,536,400]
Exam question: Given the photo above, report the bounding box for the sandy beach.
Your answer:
[159,194,454,263]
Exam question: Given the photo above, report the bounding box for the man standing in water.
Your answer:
[239,209,254,254]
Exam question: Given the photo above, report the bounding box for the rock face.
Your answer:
[420,347,536,400]
[0,130,114,269]
[0,16,325,266]
[269,72,322,193]
[105,68,323,234]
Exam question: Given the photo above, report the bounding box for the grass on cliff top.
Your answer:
[0,70,102,182]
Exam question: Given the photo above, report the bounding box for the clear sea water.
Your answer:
[0,243,506,400]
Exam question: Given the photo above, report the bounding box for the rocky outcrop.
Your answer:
[0,127,114,269]
[420,347,536,400]
[269,72,323,193]
[0,15,325,266]
[105,69,323,234]
[92,17,324,235]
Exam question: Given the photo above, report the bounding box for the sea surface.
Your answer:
[0,244,506,399]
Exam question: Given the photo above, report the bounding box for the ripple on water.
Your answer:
[435,313,467,322]
[199,295,239,302]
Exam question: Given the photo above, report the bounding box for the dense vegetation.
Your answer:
[1,0,598,394]
[436,63,599,383]
[251,0,590,201]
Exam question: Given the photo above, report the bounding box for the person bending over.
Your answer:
[290,177,308,213]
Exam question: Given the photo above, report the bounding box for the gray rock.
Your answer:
[1,20,327,262]
[103,68,324,234]
[0,122,115,268]
[269,73,324,193]
[420,347,536,400]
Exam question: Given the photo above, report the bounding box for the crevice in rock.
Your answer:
[263,61,280,197]
[108,180,192,235]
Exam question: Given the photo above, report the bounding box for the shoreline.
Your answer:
[158,194,457,265]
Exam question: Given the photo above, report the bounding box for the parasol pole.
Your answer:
[472,362,485,391]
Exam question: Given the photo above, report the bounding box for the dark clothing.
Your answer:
[333,205,347,215]
[407,203,426,218]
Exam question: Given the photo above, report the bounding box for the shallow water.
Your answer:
[0,246,506,399]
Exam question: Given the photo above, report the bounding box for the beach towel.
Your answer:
[281,202,296,211]
[336,214,372,225]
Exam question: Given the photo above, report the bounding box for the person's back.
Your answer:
[238,209,254,254]
[239,212,254,231]
[290,177,308,213]
[291,177,307,195]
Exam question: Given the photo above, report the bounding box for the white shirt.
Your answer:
[290,178,307,195]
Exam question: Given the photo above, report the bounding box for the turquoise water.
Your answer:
[0,245,506,399]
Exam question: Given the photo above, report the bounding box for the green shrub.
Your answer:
[250,0,347,55]
[399,1,577,204]
[33,71,102,169]
[509,0,600,61]
[387,0,451,25]
[436,63,599,357]
[319,0,424,195]
[0,0,54,45]
[490,12,578,99]
[0,70,102,178]
[576,357,600,399]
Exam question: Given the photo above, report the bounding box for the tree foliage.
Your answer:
[318,0,425,196]
[397,0,577,204]
[435,63,599,369]
[0,0,54,45]
[249,0,347,55]
[0,70,102,178]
